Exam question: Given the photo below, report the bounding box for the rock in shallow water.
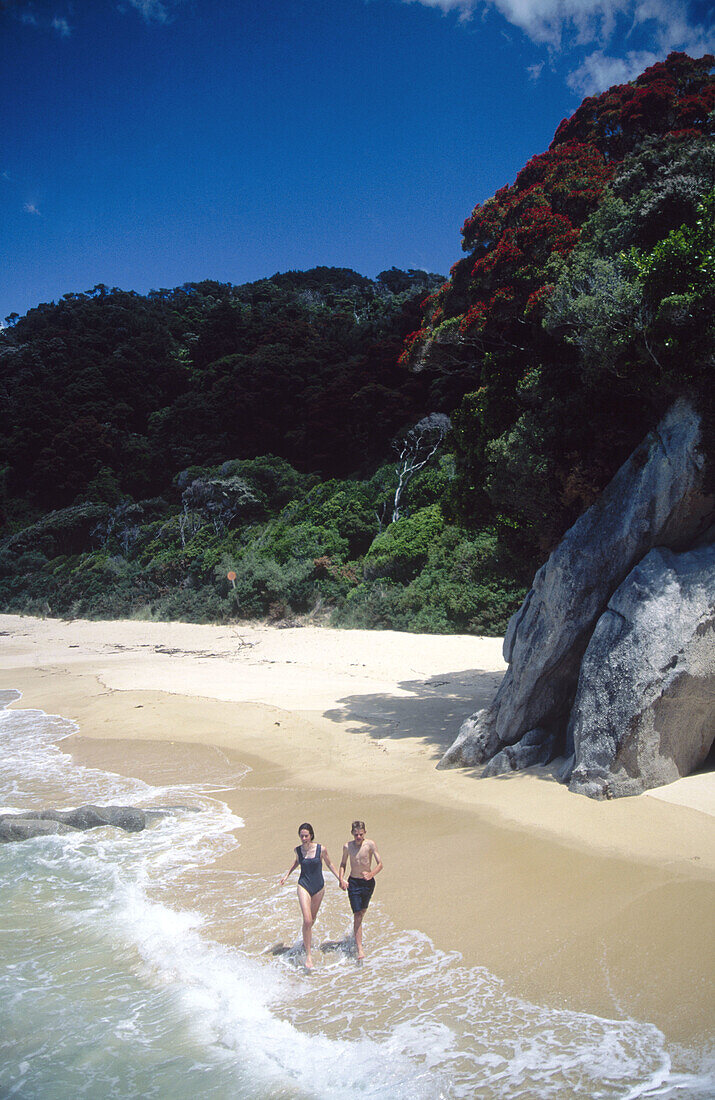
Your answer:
[0,817,73,842]
[0,804,165,843]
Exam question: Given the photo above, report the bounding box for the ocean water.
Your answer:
[1,689,712,1100]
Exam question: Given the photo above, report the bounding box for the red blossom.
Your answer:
[525,284,556,316]
[398,328,427,365]
[459,302,488,334]
[550,53,714,159]
[400,52,714,370]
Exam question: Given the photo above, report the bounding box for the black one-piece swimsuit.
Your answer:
[296,844,324,896]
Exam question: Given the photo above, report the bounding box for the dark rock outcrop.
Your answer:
[439,398,714,798]
[0,804,168,843]
[0,817,74,842]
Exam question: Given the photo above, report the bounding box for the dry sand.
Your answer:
[1,613,713,1045]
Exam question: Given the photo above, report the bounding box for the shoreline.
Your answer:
[1,613,714,1046]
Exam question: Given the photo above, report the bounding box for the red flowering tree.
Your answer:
[551,53,715,158]
[407,53,714,359]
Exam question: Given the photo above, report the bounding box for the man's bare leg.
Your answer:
[353,908,366,959]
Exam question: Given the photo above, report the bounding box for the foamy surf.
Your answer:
[0,692,712,1099]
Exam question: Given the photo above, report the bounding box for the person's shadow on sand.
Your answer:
[323,668,504,761]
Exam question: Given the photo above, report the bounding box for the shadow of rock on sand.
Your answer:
[324,668,505,761]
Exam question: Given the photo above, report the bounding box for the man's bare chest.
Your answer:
[349,841,371,869]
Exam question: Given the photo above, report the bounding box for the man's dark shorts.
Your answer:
[347,875,375,914]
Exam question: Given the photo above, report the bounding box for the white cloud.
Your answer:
[51,15,70,37]
[563,1,715,92]
[403,0,632,42]
[527,60,544,79]
[8,1,186,31]
[403,1,715,90]
[567,48,660,93]
[8,5,72,36]
[24,202,42,215]
[490,1,627,47]
[403,0,479,22]
[405,0,715,48]
[124,0,185,23]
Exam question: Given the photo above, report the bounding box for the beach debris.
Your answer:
[439,398,714,798]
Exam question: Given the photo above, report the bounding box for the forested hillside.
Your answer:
[2,53,713,633]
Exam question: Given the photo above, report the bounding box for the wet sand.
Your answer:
[1,613,713,1045]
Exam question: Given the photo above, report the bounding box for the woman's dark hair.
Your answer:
[298,822,314,839]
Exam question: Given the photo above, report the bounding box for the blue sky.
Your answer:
[2,0,713,321]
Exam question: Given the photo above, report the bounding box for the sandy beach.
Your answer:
[1,612,713,1051]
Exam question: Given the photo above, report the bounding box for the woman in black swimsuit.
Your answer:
[279,822,340,969]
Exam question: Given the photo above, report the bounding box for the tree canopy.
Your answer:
[402,52,714,573]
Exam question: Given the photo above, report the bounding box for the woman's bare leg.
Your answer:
[297,885,324,968]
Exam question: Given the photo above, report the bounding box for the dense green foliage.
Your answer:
[0,451,523,633]
[1,267,524,632]
[1,267,444,512]
[3,54,712,631]
[406,53,714,574]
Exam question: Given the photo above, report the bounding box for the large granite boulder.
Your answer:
[568,542,715,798]
[439,398,714,797]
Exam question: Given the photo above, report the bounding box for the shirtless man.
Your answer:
[338,820,383,960]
